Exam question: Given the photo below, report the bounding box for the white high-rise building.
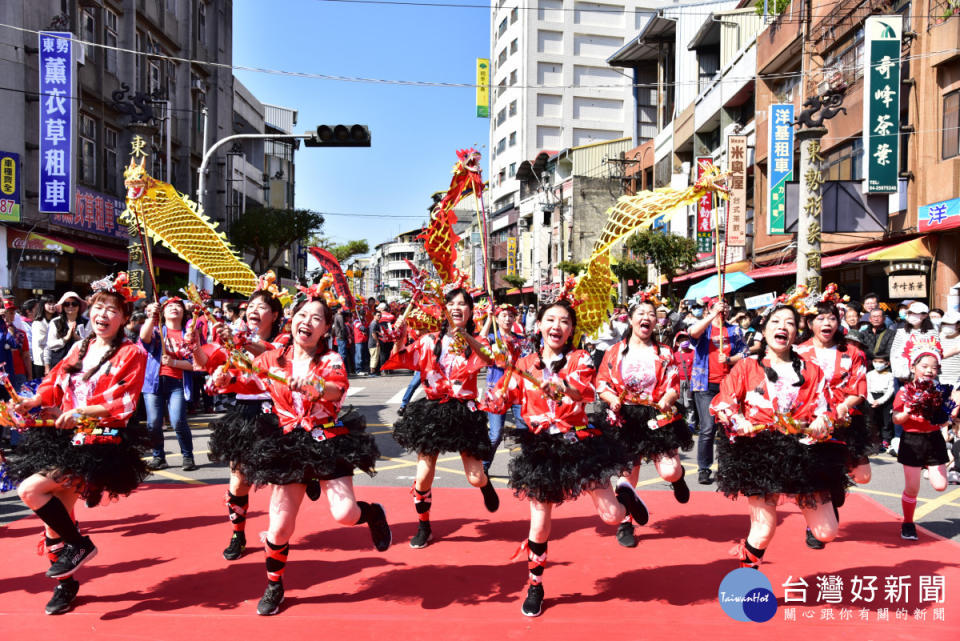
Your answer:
[488,0,670,209]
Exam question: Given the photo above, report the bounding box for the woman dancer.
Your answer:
[194,276,287,561]
[596,293,691,548]
[384,287,499,549]
[710,302,847,569]
[210,286,390,615]
[486,295,646,617]
[892,348,954,540]
[795,296,869,549]
[8,274,147,615]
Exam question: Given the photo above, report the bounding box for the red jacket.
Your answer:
[795,340,867,413]
[596,340,679,405]
[382,332,489,402]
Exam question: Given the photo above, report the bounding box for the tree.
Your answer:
[557,260,586,276]
[329,239,369,263]
[503,273,526,289]
[754,0,790,15]
[624,229,697,287]
[229,207,325,274]
[611,258,647,283]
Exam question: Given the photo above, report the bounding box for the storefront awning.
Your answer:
[39,233,189,274]
[860,236,935,261]
[746,236,934,281]
[672,260,751,283]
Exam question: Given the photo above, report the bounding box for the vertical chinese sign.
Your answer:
[767,104,794,234]
[476,59,490,118]
[696,158,713,255]
[0,151,20,222]
[506,237,518,276]
[726,136,747,247]
[125,137,151,299]
[863,15,902,193]
[38,31,74,215]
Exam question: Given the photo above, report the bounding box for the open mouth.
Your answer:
[450,310,464,322]
[639,320,652,331]
[772,330,789,345]
[296,325,312,339]
[93,318,110,332]
[548,329,564,342]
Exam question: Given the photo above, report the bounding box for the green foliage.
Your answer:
[624,229,697,286]
[503,273,526,289]
[611,258,647,283]
[557,260,586,276]
[754,0,791,16]
[229,207,324,274]
[329,239,369,263]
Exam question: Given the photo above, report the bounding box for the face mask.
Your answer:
[931,317,942,329]
[943,324,957,336]
[678,340,691,350]
[907,313,923,327]
[657,318,667,326]
[873,362,887,371]
[899,310,907,320]
[692,308,704,318]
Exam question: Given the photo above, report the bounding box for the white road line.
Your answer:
[346,387,366,397]
[387,385,424,405]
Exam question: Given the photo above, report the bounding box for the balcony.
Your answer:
[385,242,420,256]
[383,260,411,273]
[721,43,757,108]
[756,0,803,73]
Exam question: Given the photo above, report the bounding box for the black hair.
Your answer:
[64,291,132,381]
[248,290,284,341]
[932,308,945,316]
[863,292,878,302]
[277,296,333,369]
[52,295,86,339]
[433,287,476,360]
[20,299,38,316]
[757,304,805,388]
[621,299,660,358]
[808,301,848,351]
[161,298,187,331]
[535,299,577,374]
[844,301,862,314]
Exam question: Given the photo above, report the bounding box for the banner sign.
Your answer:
[767,104,794,234]
[863,15,902,194]
[726,135,747,247]
[745,292,777,310]
[696,157,713,254]
[49,185,126,239]
[476,58,490,118]
[506,237,517,275]
[38,31,74,214]
[308,246,356,310]
[889,274,926,299]
[0,151,21,222]
[918,197,960,233]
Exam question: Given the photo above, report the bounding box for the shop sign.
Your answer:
[726,135,748,247]
[918,197,960,233]
[889,274,926,299]
[767,104,794,234]
[38,31,74,214]
[476,58,489,118]
[884,262,930,275]
[50,185,126,239]
[696,157,714,254]
[0,151,21,222]
[862,15,902,194]
[745,292,777,310]
[506,237,518,275]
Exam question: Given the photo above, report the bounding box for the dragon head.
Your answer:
[124,157,149,201]
[693,161,730,195]
[456,148,482,174]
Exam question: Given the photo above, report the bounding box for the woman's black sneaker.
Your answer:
[257,580,284,616]
[616,521,637,548]
[480,482,500,512]
[45,578,79,615]
[366,503,392,552]
[901,522,919,540]
[672,477,691,504]
[615,483,649,526]
[410,521,432,549]
[521,583,544,617]
[805,528,826,550]
[223,531,246,561]
[46,536,97,579]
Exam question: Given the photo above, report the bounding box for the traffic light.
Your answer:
[303,124,371,147]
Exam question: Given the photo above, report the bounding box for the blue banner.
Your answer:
[767,104,794,235]
[38,31,73,214]
[49,185,126,239]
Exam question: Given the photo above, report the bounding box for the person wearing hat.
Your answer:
[938,310,960,388]
[891,347,954,540]
[45,292,89,371]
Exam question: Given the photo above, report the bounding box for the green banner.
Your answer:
[863,15,901,194]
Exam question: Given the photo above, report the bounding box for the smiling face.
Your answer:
[446,292,472,330]
[291,300,330,351]
[162,301,184,329]
[630,301,657,341]
[811,310,839,346]
[539,304,574,352]
[246,294,278,338]
[496,309,516,333]
[913,354,940,382]
[762,307,798,355]
[89,292,127,341]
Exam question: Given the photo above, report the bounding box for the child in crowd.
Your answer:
[866,354,896,453]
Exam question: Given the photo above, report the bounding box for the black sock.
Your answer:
[744,540,765,559]
[480,479,497,498]
[672,468,686,485]
[355,501,374,525]
[528,540,547,555]
[34,498,81,545]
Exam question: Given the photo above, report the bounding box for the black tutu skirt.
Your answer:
[508,428,630,505]
[392,397,492,460]
[716,427,851,509]
[594,404,693,464]
[239,407,378,486]
[207,399,271,466]
[831,413,878,466]
[5,424,150,507]
[898,430,949,467]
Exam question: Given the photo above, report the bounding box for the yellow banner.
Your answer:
[476,58,489,118]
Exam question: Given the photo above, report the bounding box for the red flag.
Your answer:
[308,247,356,310]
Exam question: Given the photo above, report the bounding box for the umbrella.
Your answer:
[683,272,755,301]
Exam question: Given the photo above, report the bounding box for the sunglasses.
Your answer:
[62,301,80,308]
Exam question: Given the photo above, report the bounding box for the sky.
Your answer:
[232,0,492,261]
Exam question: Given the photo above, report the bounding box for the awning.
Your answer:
[671,260,751,283]
[40,233,189,274]
[684,272,755,301]
[861,236,936,261]
[7,230,76,254]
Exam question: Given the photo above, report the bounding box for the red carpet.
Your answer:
[0,484,957,639]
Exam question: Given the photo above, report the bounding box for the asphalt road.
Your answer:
[3,370,960,543]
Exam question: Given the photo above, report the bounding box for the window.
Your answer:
[509,70,517,86]
[496,137,506,154]
[510,38,518,54]
[79,115,96,185]
[498,48,507,67]
[104,9,118,73]
[166,0,178,16]
[135,32,142,89]
[497,108,507,126]
[509,163,516,177]
[509,131,517,146]
[498,78,506,97]
[498,168,506,186]
[509,100,517,117]
[823,28,864,87]
[149,60,162,96]
[822,139,864,181]
[198,1,207,46]
[81,9,96,64]
[104,127,118,194]
[771,73,801,103]
[944,90,959,160]
[498,17,508,37]
[511,7,519,23]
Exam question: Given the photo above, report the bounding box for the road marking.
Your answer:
[914,486,960,520]
[142,450,211,460]
[346,387,366,397]
[148,469,205,485]
[386,385,424,405]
